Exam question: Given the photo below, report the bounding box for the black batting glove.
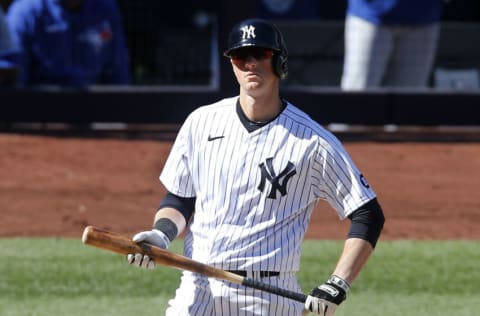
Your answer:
[305,275,351,315]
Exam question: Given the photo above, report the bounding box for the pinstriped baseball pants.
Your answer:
[166,271,305,315]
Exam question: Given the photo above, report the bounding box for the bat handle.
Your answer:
[242,278,308,303]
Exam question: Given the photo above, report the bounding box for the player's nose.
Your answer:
[244,56,258,68]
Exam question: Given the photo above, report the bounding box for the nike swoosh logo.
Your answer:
[208,135,225,141]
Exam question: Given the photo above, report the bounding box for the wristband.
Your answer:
[153,218,178,242]
[328,275,351,293]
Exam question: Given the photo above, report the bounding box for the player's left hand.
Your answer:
[127,253,155,269]
[126,229,170,269]
[305,275,350,315]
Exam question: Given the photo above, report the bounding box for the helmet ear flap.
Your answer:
[271,23,288,80]
[273,52,288,80]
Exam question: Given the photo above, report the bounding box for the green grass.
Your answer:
[0,239,479,315]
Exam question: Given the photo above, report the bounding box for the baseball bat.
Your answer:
[82,225,307,303]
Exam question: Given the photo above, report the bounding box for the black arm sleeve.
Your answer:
[347,198,385,248]
[158,191,196,222]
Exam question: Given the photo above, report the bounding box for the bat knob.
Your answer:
[82,226,94,244]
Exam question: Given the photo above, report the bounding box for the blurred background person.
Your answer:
[341,0,445,90]
[1,0,130,88]
[0,5,18,87]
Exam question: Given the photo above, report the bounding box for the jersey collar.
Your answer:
[236,98,287,133]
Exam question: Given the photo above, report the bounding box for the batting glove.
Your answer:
[126,229,170,269]
[305,275,350,315]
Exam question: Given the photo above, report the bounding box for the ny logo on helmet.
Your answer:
[258,158,296,199]
[241,25,256,40]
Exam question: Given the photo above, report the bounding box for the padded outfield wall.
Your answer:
[1,87,479,127]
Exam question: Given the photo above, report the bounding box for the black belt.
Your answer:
[228,270,280,278]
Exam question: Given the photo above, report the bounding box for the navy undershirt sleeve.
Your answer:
[158,191,195,222]
[347,198,385,248]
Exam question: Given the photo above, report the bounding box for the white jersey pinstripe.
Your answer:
[160,96,376,272]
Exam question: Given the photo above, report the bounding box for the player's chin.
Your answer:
[244,80,262,90]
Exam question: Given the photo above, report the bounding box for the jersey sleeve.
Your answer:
[159,113,196,198]
[311,136,376,219]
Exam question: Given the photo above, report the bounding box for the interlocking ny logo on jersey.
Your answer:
[241,25,256,40]
[258,158,296,199]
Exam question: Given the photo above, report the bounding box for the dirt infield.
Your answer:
[1,133,479,240]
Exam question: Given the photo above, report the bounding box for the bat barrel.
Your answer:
[82,226,245,284]
[82,226,141,255]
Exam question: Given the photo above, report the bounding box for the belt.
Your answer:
[227,270,280,278]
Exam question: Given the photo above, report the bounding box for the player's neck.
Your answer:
[239,92,282,123]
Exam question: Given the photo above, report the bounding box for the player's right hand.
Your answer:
[305,275,350,315]
[126,229,170,269]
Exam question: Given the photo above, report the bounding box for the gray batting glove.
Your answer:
[126,229,170,269]
[305,275,350,315]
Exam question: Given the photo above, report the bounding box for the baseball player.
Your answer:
[2,0,130,88]
[127,18,385,315]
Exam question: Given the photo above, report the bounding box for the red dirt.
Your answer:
[1,134,479,240]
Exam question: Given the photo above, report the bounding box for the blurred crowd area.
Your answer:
[1,0,480,89]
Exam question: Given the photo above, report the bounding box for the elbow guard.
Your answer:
[158,191,195,223]
[348,198,385,248]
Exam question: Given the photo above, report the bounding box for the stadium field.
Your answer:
[1,238,478,316]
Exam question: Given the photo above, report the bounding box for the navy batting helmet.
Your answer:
[224,18,288,80]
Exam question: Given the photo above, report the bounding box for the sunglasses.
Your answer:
[229,47,274,61]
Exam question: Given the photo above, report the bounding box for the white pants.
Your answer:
[341,15,440,90]
[166,271,305,315]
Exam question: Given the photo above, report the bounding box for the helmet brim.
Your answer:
[224,43,281,58]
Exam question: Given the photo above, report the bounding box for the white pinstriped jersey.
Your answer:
[160,96,376,273]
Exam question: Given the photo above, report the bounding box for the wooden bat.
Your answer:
[82,225,307,303]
